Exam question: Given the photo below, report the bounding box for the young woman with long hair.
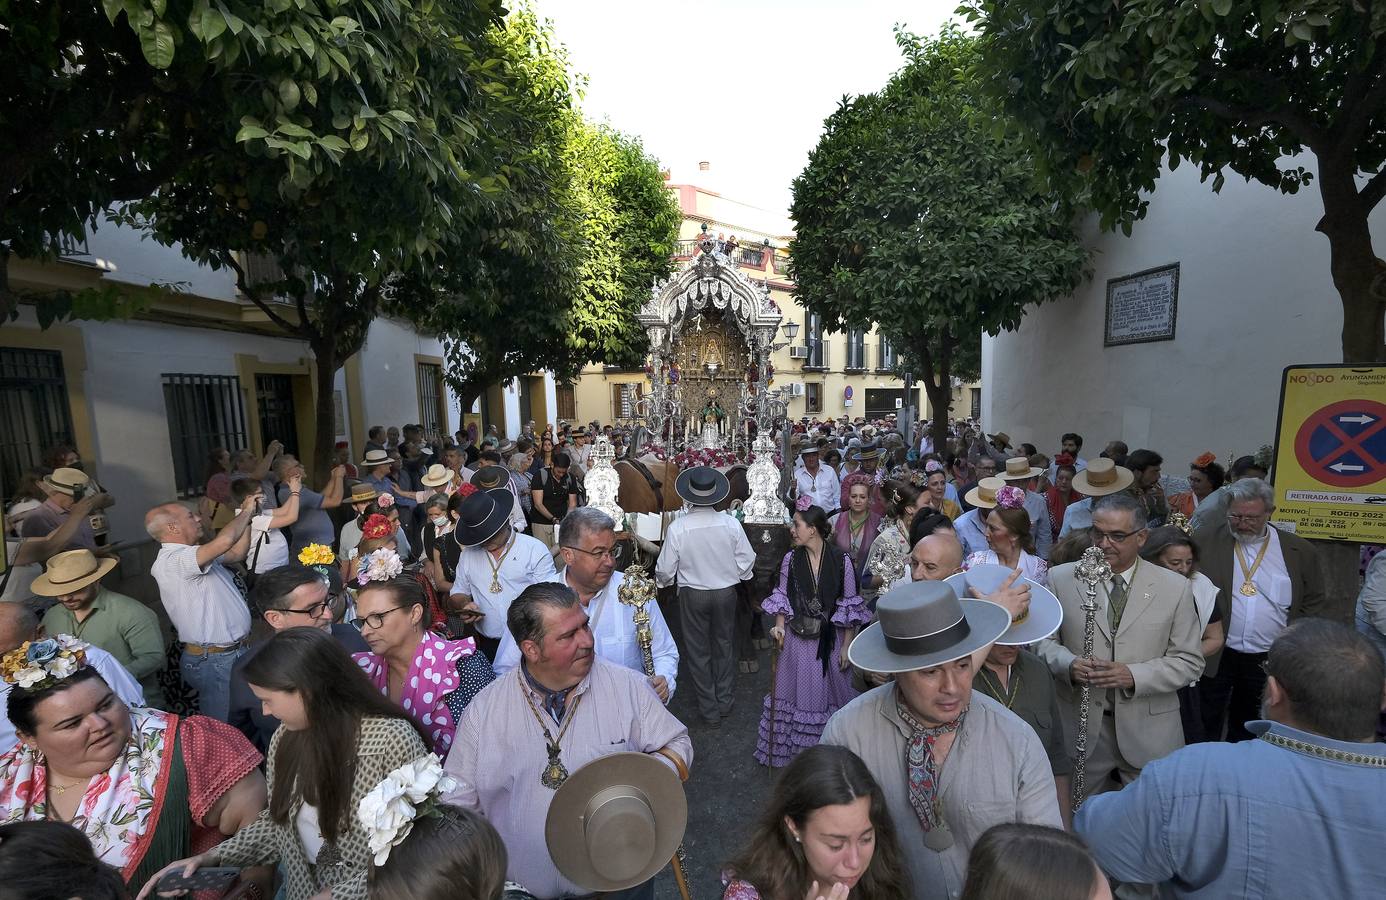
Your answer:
[724,745,910,899]
[370,804,535,900]
[960,823,1111,900]
[140,627,432,900]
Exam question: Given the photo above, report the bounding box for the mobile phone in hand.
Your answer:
[157,866,239,894]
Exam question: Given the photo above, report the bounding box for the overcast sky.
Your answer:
[533,0,963,221]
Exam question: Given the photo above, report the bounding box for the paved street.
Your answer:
[652,597,776,900]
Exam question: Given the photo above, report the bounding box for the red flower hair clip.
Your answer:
[363,513,393,541]
[1193,451,1217,469]
[456,483,479,499]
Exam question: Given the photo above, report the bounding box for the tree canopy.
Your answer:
[790,26,1087,441]
[965,0,1386,362]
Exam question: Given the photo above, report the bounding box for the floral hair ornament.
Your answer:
[996,485,1026,510]
[375,492,396,509]
[1192,451,1217,469]
[298,543,336,567]
[362,513,394,542]
[455,482,478,499]
[1,636,89,691]
[358,754,460,866]
[924,459,945,474]
[795,494,814,513]
[357,548,405,586]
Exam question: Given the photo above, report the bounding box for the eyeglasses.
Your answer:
[274,599,331,619]
[350,605,410,631]
[1227,512,1269,523]
[568,546,619,561]
[1091,528,1143,545]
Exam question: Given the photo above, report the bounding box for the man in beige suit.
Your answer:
[1038,492,1204,796]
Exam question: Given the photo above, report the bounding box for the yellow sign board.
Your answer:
[1271,364,1386,543]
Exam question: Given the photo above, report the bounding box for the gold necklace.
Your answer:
[519,679,584,789]
[1234,535,1271,597]
[978,665,1021,709]
[486,531,516,594]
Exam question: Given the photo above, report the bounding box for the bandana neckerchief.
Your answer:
[896,693,966,834]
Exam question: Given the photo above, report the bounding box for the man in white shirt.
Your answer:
[793,446,840,514]
[656,467,755,726]
[147,495,258,722]
[494,507,679,702]
[450,487,555,661]
[229,472,301,574]
[1048,432,1088,482]
[0,603,144,750]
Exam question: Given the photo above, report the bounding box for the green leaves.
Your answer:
[138,18,176,67]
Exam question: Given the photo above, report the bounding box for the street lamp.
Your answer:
[782,321,800,341]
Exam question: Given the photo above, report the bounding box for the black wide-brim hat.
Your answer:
[674,466,730,507]
[455,488,515,547]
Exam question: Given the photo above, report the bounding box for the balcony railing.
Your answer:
[804,340,828,370]
[670,239,771,270]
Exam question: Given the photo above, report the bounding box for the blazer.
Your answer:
[212,716,428,900]
[1037,560,1204,769]
[1194,524,1327,676]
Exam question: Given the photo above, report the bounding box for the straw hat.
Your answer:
[347,482,380,504]
[999,456,1043,481]
[420,464,453,489]
[42,467,90,497]
[945,564,1063,645]
[988,432,1012,448]
[847,580,1010,673]
[545,752,688,893]
[963,476,1007,510]
[1071,459,1134,497]
[360,449,392,468]
[30,549,117,597]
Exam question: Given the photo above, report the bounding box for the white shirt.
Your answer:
[296,804,324,864]
[0,645,143,751]
[449,531,555,638]
[794,465,841,513]
[1226,528,1292,653]
[150,542,251,645]
[247,513,289,573]
[655,507,756,591]
[492,569,680,698]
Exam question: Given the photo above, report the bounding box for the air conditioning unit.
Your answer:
[789,346,809,359]
[790,383,806,396]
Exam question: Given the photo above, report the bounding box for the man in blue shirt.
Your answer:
[1076,619,1386,898]
[273,455,346,556]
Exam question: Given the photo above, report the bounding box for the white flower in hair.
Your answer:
[357,548,405,586]
[358,753,459,866]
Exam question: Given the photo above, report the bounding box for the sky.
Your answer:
[533,0,963,223]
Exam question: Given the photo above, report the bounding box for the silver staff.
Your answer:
[1071,545,1112,811]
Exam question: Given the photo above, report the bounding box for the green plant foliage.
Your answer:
[964,0,1386,362]
[790,26,1088,441]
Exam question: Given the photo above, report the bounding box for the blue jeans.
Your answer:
[180,645,245,722]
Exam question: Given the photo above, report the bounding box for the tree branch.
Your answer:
[1182,94,1325,152]
[226,254,305,337]
[1360,167,1386,215]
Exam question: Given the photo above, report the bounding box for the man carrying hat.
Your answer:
[656,467,755,724]
[822,580,1061,899]
[34,548,167,708]
[997,456,1053,560]
[1058,458,1135,539]
[794,445,840,515]
[1037,492,1203,803]
[19,467,110,554]
[450,487,555,660]
[496,507,680,704]
[444,581,692,900]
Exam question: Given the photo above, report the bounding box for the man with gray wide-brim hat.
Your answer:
[821,579,1062,899]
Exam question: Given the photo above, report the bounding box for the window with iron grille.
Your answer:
[162,374,248,498]
[415,361,446,442]
[845,330,866,370]
[806,382,823,414]
[0,348,75,498]
[805,312,825,368]
[971,387,982,421]
[878,337,898,372]
[611,383,642,421]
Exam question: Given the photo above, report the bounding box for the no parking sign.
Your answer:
[1271,365,1386,543]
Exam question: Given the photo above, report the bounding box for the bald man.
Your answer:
[0,603,144,748]
[147,495,258,721]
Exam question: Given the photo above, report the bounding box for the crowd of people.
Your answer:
[0,413,1383,900]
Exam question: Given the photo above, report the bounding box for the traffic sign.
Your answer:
[1272,365,1386,543]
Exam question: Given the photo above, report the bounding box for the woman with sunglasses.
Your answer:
[350,556,495,755]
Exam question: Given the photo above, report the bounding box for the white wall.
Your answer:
[982,160,1378,468]
[84,215,240,302]
[355,317,452,438]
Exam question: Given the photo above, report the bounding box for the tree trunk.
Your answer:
[1317,161,1386,364]
[309,337,340,486]
[918,339,953,453]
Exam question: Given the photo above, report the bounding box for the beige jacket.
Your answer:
[1037,559,1203,769]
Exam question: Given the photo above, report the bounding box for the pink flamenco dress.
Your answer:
[755,546,870,767]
